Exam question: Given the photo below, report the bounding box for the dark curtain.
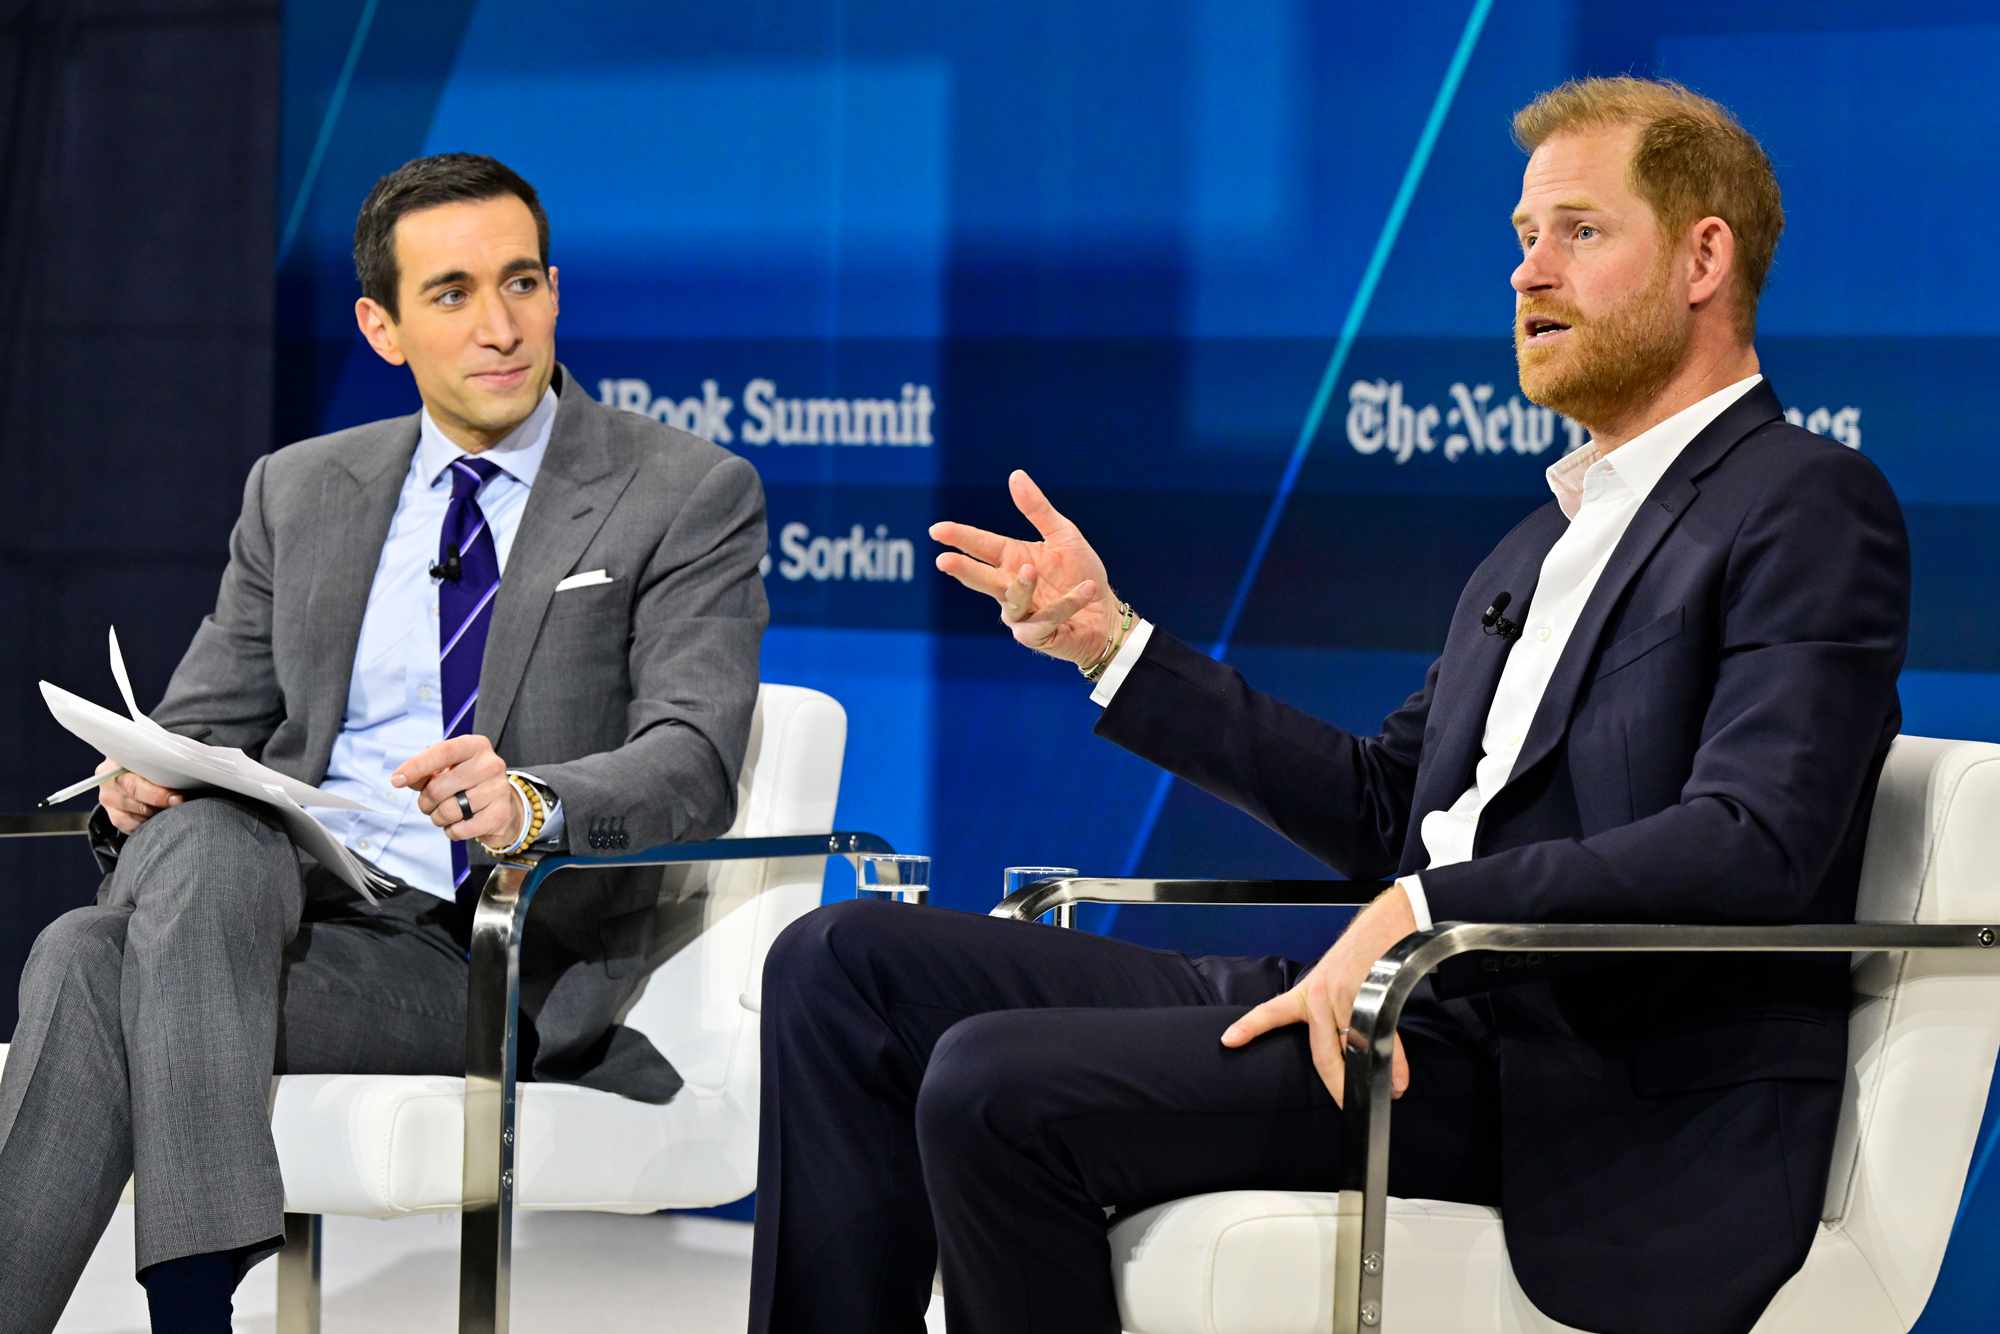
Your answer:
[0,0,278,1036]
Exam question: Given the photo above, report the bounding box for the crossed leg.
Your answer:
[0,798,466,1333]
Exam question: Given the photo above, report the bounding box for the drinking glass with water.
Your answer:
[854,853,931,906]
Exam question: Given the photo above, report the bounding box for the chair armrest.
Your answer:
[0,814,93,838]
[989,876,1393,923]
[1332,919,2000,1334]
[503,830,894,884]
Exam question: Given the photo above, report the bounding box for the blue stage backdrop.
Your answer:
[271,1,2000,1320]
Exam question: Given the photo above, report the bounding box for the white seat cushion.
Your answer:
[1107,1190,1916,1334]
[1109,1191,1585,1334]
[272,1073,755,1219]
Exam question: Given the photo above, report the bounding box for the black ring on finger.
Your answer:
[455,792,475,824]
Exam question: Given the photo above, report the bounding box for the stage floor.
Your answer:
[56,1205,952,1332]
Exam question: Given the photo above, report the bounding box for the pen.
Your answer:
[38,768,128,809]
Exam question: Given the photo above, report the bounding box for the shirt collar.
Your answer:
[1544,373,1763,519]
[416,385,560,490]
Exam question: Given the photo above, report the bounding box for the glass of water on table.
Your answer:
[854,853,931,906]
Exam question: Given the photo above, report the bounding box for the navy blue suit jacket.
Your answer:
[1097,381,1911,1334]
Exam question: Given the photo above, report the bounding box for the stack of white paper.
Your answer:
[40,629,394,901]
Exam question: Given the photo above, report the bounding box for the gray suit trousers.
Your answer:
[0,798,468,1333]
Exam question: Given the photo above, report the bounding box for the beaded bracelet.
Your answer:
[478,772,548,857]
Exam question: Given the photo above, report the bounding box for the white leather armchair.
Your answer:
[2,681,879,1334]
[992,735,2000,1334]
[278,682,878,1334]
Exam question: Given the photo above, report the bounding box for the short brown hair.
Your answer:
[353,153,550,321]
[1513,77,1782,341]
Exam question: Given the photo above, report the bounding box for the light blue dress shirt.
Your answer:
[316,387,566,900]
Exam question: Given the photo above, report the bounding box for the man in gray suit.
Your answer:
[0,153,767,1331]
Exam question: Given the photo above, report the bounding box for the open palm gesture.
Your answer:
[930,470,1120,665]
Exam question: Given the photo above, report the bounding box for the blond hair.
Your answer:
[1513,77,1782,341]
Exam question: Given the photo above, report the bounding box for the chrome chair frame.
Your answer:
[992,875,2000,1334]
[0,814,92,839]
[2,813,892,1334]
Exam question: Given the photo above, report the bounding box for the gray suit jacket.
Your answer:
[132,363,768,1102]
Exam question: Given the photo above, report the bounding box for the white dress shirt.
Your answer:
[1095,374,1763,929]
[315,387,564,899]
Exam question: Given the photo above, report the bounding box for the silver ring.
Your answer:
[455,792,475,823]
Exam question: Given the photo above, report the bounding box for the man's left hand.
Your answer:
[1218,884,1421,1108]
[392,734,522,849]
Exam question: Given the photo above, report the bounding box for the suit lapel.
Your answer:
[476,365,637,746]
[1502,381,1785,789]
[303,415,419,778]
[1417,508,1564,817]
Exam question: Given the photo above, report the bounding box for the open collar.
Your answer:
[1544,374,1764,519]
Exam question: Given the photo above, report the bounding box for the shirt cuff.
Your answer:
[1399,875,1435,932]
[1089,618,1156,707]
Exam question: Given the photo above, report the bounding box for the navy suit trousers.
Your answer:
[747,899,1502,1334]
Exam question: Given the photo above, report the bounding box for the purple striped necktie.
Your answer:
[438,455,504,893]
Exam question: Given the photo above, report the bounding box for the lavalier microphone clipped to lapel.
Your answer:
[1481,590,1523,641]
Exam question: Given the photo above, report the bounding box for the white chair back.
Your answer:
[614,683,846,1196]
[1813,735,2000,1326]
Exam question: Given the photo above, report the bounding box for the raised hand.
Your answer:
[930,470,1122,665]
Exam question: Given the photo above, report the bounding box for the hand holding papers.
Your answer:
[39,628,395,900]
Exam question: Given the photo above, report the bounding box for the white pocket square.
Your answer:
[554,569,615,592]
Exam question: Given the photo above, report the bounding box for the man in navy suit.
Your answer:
[749,77,1910,1334]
